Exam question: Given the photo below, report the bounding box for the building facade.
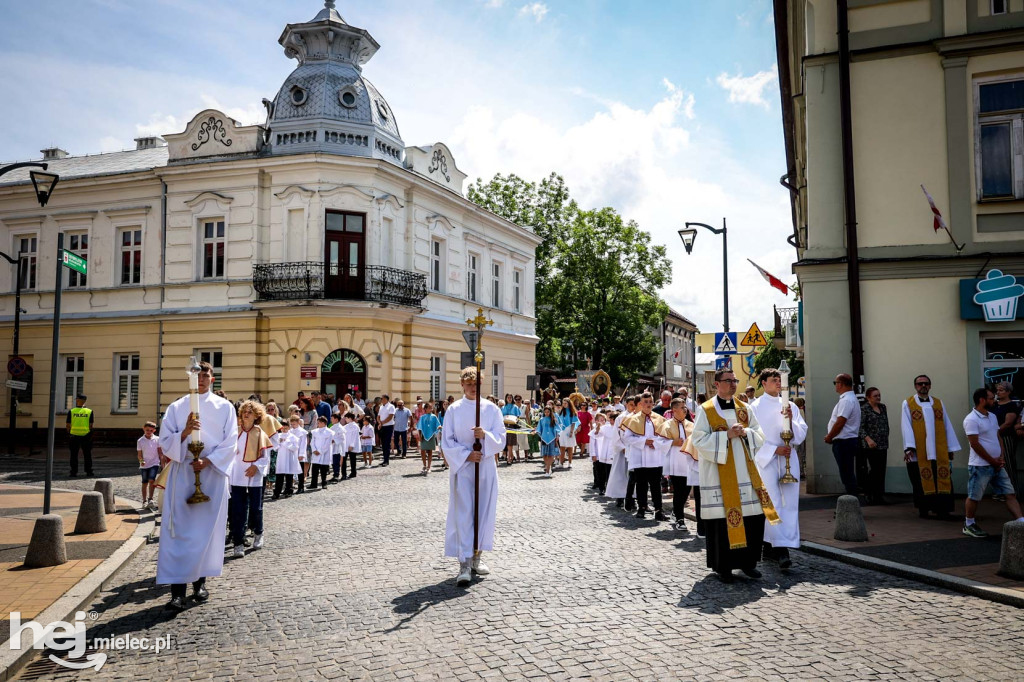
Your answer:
[777,0,1024,493]
[656,307,698,391]
[0,3,539,439]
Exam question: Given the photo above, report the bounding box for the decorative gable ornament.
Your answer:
[164,109,265,162]
[404,142,468,195]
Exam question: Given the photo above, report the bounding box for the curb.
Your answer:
[0,490,155,682]
[678,510,1024,609]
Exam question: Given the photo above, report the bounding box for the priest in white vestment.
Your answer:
[156,361,238,610]
[441,366,506,585]
[750,369,807,568]
[900,374,961,519]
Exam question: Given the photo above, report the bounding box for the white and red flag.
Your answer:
[747,259,789,295]
[920,184,947,233]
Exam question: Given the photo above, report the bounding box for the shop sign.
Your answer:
[960,269,1024,322]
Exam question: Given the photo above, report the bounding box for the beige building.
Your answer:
[777,0,1024,493]
[0,3,539,439]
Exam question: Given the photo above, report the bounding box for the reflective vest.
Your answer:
[69,407,92,436]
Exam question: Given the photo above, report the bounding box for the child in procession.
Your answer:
[330,413,347,482]
[556,399,580,469]
[273,416,303,499]
[289,413,308,494]
[343,412,360,479]
[536,406,560,478]
[230,400,273,558]
[590,412,607,492]
[360,415,375,467]
[308,416,333,490]
[418,401,442,475]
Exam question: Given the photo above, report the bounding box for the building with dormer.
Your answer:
[0,2,540,438]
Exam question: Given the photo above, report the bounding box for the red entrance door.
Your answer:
[325,211,365,299]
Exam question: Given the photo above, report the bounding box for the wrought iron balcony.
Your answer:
[253,262,427,307]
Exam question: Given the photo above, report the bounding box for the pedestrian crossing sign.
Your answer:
[713,332,739,355]
[741,322,767,348]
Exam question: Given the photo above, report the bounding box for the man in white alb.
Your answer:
[441,367,507,585]
[157,361,238,611]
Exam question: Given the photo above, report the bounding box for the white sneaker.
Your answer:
[253,533,264,549]
[233,544,245,558]
[471,553,490,575]
[456,560,472,586]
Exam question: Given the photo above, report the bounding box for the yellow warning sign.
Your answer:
[741,322,767,348]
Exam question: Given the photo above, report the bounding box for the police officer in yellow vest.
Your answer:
[66,394,94,477]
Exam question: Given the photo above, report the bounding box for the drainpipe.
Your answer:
[158,180,167,421]
[837,0,865,393]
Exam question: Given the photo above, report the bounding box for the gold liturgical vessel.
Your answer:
[186,357,211,505]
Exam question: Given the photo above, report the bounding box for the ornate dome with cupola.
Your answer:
[267,1,404,163]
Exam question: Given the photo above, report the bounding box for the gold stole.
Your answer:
[907,396,951,495]
[242,427,272,463]
[622,410,666,436]
[656,417,697,460]
[702,399,781,549]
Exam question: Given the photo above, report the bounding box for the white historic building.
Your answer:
[0,2,540,437]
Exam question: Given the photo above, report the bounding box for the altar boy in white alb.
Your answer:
[441,366,507,585]
[157,362,238,611]
[750,368,807,569]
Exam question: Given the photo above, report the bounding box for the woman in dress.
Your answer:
[556,399,580,470]
[535,406,560,478]
[501,392,521,465]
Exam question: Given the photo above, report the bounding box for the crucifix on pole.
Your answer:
[465,307,493,554]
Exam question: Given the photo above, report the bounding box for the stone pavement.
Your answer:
[5,454,1024,681]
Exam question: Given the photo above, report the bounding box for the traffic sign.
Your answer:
[7,356,27,377]
[715,357,733,370]
[714,332,739,355]
[5,379,27,391]
[741,322,767,347]
[462,330,481,352]
[62,251,87,275]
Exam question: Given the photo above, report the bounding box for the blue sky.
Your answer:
[0,0,795,334]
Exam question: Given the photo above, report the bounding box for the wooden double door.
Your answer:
[325,211,365,300]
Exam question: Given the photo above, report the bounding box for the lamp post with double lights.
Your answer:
[678,218,729,334]
[0,163,60,459]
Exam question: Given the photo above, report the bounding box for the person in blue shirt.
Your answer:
[501,393,522,465]
[556,399,581,470]
[418,401,442,475]
[535,406,560,478]
[315,391,332,421]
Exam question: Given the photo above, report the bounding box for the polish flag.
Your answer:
[673,350,680,359]
[747,259,789,295]
[921,185,947,233]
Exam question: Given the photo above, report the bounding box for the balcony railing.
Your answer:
[253,262,427,307]
[774,305,801,349]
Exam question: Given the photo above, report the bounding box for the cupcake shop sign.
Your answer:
[960,270,1024,322]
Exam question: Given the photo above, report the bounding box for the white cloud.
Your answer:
[518,3,548,22]
[716,65,778,109]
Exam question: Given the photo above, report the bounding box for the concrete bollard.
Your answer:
[834,494,868,542]
[74,491,108,534]
[23,514,68,568]
[93,478,116,514]
[997,519,1024,580]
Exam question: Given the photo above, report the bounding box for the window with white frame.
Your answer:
[430,239,444,292]
[200,219,226,279]
[467,253,479,302]
[491,262,502,308]
[114,353,140,412]
[195,348,223,391]
[14,235,37,291]
[65,232,88,288]
[61,355,85,412]
[992,0,1008,15]
[491,361,503,398]
[429,354,445,401]
[975,76,1024,200]
[119,227,142,285]
[513,269,522,313]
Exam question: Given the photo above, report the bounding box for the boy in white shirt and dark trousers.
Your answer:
[330,413,347,482]
[273,416,303,499]
[137,421,162,511]
[962,387,1024,538]
[309,416,333,490]
[343,413,360,479]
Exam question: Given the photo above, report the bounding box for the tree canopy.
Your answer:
[468,173,671,385]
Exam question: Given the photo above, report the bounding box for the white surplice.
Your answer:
[900,396,961,462]
[662,418,697,479]
[605,411,631,498]
[441,396,506,561]
[330,423,347,455]
[692,398,766,521]
[597,423,617,464]
[156,391,238,585]
[275,430,302,475]
[621,416,672,469]
[309,427,334,466]
[750,394,808,548]
[229,427,271,488]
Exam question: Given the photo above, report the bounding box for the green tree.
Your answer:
[468,173,671,385]
[751,332,804,382]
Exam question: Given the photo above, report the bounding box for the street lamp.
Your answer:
[0,162,58,458]
[680,218,730,333]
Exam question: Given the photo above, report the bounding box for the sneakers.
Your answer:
[962,522,988,538]
[675,519,689,533]
[471,552,491,575]
[253,533,264,549]
[654,511,669,522]
[456,560,472,586]
[146,499,157,511]
[233,544,245,558]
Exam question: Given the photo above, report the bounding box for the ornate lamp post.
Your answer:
[679,218,730,333]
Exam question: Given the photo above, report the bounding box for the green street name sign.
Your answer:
[62,251,87,275]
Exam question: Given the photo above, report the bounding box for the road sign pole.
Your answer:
[44,233,64,515]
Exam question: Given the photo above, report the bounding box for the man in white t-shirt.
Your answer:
[962,387,1024,538]
[823,373,861,497]
[377,395,396,467]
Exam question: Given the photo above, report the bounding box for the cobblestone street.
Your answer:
[8,455,1024,681]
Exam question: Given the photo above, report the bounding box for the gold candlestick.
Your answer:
[779,428,799,484]
[186,440,211,504]
[185,357,210,504]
